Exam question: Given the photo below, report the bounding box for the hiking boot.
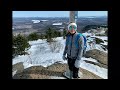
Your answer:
[73,76,80,79]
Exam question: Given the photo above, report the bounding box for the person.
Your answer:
[62,22,84,79]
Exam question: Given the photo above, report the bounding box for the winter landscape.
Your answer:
[12,11,108,79]
[12,32,108,79]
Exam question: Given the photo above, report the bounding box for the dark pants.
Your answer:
[67,57,79,78]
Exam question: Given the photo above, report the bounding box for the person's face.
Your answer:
[68,25,77,34]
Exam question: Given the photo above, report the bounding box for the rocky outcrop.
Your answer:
[13,63,102,79]
[85,49,107,66]
[100,43,107,50]
[12,62,24,75]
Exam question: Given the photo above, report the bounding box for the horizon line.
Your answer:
[13,15,107,18]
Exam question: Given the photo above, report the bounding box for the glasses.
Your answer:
[69,26,77,30]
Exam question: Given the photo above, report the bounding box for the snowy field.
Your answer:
[13,34,108,79]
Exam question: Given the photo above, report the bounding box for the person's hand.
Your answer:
[62,55,67,60]
[74,59,81,68]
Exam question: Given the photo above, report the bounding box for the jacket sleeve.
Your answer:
[63,39,67,56]
[76,36,84,60]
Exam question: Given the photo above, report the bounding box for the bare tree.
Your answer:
[49,41,63,53]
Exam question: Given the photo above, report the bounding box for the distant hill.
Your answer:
[81,25,107,32]
[13,16,107,34]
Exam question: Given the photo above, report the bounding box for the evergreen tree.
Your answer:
[13,34,30,58]
[58,31,61,37]
[40,34,44,40]
[46,28,54,42]
[53,30,61,37]
[53,30,58,37]
[27,32,39,41]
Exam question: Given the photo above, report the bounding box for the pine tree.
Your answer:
[13,34,30,58]
[53,30,61,37]
[53,30,58,37]
[40,34,44,40]
[58,31,61,37]
[46,28,54,42]
[27,32,39,41]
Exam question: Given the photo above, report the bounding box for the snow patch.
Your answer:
[50,76,66,79]
[12,70,17,76]
[80,60,107,79]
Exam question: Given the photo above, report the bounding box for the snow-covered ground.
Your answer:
[31,20,40,23]
[52,23,62,25]
[83,32,108,53]
[13,34,108,79]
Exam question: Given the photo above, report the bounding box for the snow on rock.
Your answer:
[80,60,107,79]
[50,76,66,79]
[82,57,98,63]
[12,70,17,77]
